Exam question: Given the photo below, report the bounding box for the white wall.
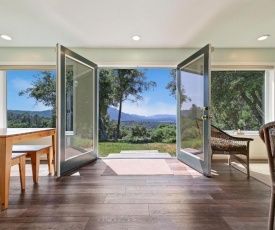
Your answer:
[248,135,267,160]
[0,47,275,160]
[0,47,275,66]
[0,71,6,128]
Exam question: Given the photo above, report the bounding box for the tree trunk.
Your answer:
[251,91,263,112]
[241,92,263,124]
[115,97,123,140]
[99,113,107,141]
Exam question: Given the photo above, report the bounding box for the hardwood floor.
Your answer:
[0,159,270,229]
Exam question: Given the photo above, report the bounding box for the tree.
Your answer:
[211,71,264,130]
[101,114,117,140]
[19,71,56,127]
[167,70,264,130]
[98,69,115,141]
[166,70,177,98]
[188,104,202,119]
[18,70,74,129]
[151,124,176,143]
[166,69,190,103]
[111,69,156,140]
[130,124,148,138]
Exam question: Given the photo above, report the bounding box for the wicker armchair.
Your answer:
[196,119,253,177]
[259,121,275,230]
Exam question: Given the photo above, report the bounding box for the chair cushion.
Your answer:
[211,138,247,152]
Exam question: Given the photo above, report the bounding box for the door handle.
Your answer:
[201,115,212,120]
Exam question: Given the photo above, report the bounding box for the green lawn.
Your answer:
[181,139,202,149]
[98,140,202,157]
[98,142,176,157]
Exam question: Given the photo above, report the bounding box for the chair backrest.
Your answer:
[259,121,275,183]
[195,118,233,140]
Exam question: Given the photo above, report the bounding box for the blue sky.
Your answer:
[7,70,54,111]
[121,68,176,116]
[181,71,204,110]
[7,69,176,116]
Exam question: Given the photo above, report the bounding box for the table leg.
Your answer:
[0,138,12,211]
[30,153,40,184]
[47,146,53,174]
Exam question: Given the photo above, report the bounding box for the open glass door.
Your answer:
[56,44,98,176]
[176,44,212,177]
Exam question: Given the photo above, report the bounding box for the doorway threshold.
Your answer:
[101,150,173,159]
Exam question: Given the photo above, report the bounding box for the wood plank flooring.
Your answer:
[0,158,271,229]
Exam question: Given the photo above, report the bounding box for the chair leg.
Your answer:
[18,156,26,190]
[246,155,250,178]
[30,153,40,184]
[46,147,53,174]
[269,191,275,230]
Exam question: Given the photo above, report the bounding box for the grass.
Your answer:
[98,140,201,157]
[98,142,176,157]
[72,136,92,148]
[181,139,202,149]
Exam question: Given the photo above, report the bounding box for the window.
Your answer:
[6,70,56,128]
[211,70,265,131]
[2,68,271,133]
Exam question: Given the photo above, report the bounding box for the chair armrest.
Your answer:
[227,136,254,142]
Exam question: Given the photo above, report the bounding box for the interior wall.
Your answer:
[0,71,7,128]
[0,47,275,66]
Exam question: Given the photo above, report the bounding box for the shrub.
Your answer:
[151,124,176,143]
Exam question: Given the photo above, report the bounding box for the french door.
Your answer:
[176,44,213,177]
[56,44,98,176]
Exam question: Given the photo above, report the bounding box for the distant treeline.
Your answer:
[7,110,177,144]
[7,111,52,128]
[121,120,175,130]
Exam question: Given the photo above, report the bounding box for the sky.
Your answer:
[120,68,176,116]
[181,72,204,109]
[7,69,177,116]
[7,70,53,111]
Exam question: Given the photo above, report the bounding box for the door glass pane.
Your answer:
[65,56,94,161]
[180,56,204,159]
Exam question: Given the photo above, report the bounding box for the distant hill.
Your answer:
[107,107,176,123]
[8,108,187,122]
[8,110,52,118]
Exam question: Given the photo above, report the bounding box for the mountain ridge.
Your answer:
[8,110,52,118]
[107,107,176,122]
[8,108,177,123]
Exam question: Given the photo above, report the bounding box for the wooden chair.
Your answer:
[11,153,27,190]
[12,145,54,184]
[196,119,253,177]
[259,121,275,230]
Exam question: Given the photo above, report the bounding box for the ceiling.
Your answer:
[0,0,274,48]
